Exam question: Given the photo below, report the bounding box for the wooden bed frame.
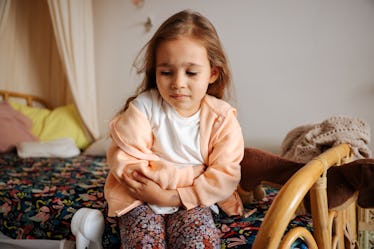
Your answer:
[0,90,51,108]
[0,89,358,249]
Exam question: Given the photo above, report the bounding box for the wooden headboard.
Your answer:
[0,90,51,109]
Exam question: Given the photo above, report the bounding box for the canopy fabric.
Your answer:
[0,0,11,35]
[47,0,99,139]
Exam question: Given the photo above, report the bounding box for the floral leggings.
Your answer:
[118,204,220,249]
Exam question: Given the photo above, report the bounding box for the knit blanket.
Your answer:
[281,116,372,163]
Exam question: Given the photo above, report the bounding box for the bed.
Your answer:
[0,90,358,249]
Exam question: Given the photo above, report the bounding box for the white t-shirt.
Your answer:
[132,90,204,214]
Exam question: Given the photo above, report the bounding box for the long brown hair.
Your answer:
[122,9,232,112]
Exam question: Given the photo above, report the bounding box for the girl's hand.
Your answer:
[122,171,161,203]
[123,171,181,207]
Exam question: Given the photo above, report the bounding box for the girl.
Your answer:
[105,9,244,248]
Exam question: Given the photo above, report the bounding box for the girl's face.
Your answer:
[155,36,218,117]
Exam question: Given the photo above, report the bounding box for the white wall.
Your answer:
[93,0,374,153]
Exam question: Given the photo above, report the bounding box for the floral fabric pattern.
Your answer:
[0,152,121,248]
[0,152,311,249]
[118,204,220,249]
[216,187,312,248]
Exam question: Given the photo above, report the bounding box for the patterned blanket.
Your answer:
[0,153,311,249]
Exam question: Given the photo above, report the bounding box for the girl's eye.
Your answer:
[160,71,172,76]
[186,71,198,76]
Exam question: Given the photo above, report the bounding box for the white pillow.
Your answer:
[17,137,80,158]
[83,136,111,156]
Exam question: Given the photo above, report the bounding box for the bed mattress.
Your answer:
[0,153,120,247]
[0,152,311,248]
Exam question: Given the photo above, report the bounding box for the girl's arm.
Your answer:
[134,160,205,189]
[177,109,244,210]
[107,102,156,182]
[122,170,182,207]
[108,102,204,189]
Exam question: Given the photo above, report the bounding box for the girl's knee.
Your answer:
[118,205,167,248]
[167,207,220,248]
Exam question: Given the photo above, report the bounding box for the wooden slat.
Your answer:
[0,90,51,108]
[279,227,318,249]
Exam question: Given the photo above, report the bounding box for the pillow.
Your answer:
[17,137,80,158]
[83,136,112,156]
[38,104,90,149]
[0,101,38,153]
[10,102,90,149]
[9,101,51,136]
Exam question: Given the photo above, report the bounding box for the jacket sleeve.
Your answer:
[107,102,157,181]
[138,160,204,189]
[177,109,244,209]
[108,102,200,189]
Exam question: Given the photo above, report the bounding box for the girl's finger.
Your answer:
[122,172,141,189]
[132,171,147,184]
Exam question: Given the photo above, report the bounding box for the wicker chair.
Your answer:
[253,143,357,249]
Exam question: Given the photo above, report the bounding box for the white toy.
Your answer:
[71,208,105,249]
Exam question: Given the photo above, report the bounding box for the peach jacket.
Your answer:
[104,94,244,217]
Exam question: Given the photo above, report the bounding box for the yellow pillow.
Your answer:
[10,102,89,149]
[9,102,50,137]
[38,104,90,149]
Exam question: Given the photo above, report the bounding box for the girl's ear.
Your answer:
[209,66,219,84]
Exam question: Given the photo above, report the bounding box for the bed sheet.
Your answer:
[0,153,311,249]
[216,186,312,249]
[0,153,121,248]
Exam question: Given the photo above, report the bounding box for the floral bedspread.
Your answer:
[0,153,311,249]
[0,153,121,248]
[216,187,312,249]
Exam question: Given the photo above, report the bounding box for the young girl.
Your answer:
[105,9,244,248]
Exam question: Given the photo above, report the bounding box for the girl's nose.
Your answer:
[171,72,186,89]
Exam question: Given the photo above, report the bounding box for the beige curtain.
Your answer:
[0,0,69,103]
[47,0,99,140]
[0,0,10,35]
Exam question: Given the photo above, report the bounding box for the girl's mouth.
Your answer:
[171,94,188,100]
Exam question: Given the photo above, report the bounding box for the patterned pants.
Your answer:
[118,204,220,249]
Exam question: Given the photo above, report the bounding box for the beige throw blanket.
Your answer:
[281,116,372,163]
